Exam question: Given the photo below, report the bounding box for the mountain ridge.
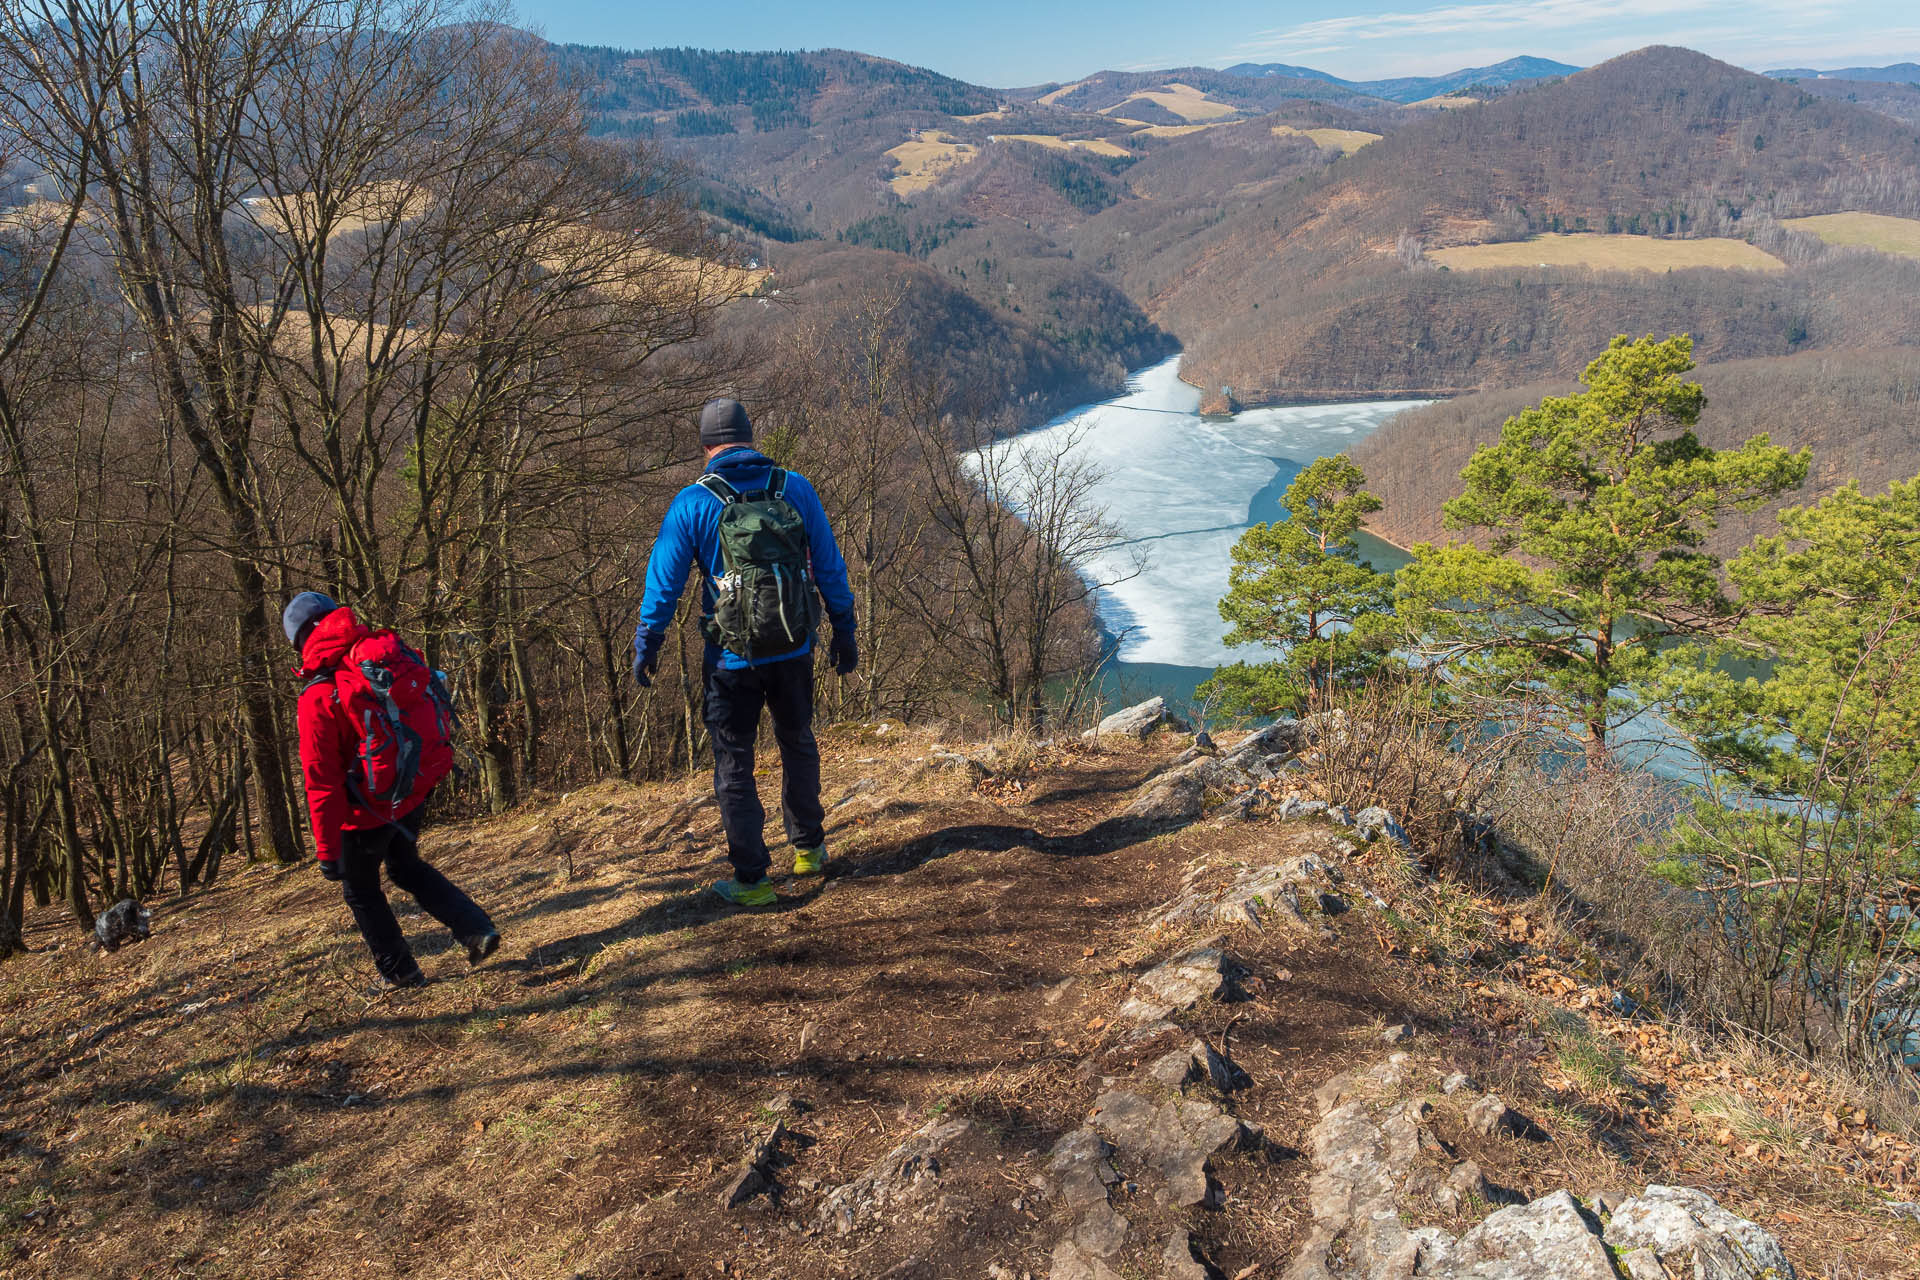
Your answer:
[1223,54,1582,102]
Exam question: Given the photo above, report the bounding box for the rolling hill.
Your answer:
[1127,46,1920,402]
[1224,55,1581,103]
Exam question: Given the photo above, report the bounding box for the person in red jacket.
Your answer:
[284,592,499,989]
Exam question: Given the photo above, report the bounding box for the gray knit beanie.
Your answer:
[281,591,339,647]
[697,398,753,448]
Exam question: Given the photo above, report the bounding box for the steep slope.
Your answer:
[2,725,1915,1278]
[1137,46,1920,401]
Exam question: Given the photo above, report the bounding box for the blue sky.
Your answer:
[516,1,1920,87]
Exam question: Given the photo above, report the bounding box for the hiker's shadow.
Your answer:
[833,814,1162,882]
[509,878,831,987]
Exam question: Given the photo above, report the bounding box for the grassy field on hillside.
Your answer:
[1133,122,1230,138]
[1785,211,1920,260]
[993,133,1131,157]
[1101,83,1237,121]
[1271,123,1381,154]
[1429,233,1785,272]
[885,130,979,194]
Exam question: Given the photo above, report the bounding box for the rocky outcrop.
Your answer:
[1117,943,1236,1024]
[1088,1088,1262,1207]
[1150,852,1351,938]
[1285,1055,1800,1280]
[1086,697,1190,741]
[816,1119,970,1235]
[1604,1186,1797,1280]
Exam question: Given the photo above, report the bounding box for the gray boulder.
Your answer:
[1118,945,1234,1024]
[94,899,151,952]
[1123,755,1240,821]
[1088,697,1189,740]
[1603,1185,1797,1280]
[1090,1088,1261,1207]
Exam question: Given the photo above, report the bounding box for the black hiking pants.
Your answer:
[704,653,825,884]
[338,802,493,981]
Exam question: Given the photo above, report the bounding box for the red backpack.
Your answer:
[307,631,455,818]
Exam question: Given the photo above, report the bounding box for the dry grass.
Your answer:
[885,130,980,194]
[1783,212,1920,261]
[1429,233,1785,273]
[244,180,429,241]
[1099,83,1238,122]
[1271,124,1381,154]
[1133,122,1231,138]
[1407,95,1480,109]
[1035,80,1087,107]
[991,133,1131,157]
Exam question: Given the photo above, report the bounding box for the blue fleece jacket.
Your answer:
[637,447,857,670]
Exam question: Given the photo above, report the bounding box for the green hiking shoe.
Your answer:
[712,877,777,907]
[792,845,827,876]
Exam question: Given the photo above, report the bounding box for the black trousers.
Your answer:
[338,804,493,981]
[704,654,825,883]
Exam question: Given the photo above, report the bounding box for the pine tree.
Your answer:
[1395,334,1808,759]
[1200,454,1396,718]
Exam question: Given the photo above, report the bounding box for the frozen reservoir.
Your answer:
[979,354,1428,674]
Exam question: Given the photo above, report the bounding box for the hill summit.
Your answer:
[3,716,1914,1276]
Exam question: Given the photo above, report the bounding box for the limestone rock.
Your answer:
[1603,1185,1798,1280]
[1090,1089,1260,1207]
[816,1118,969,1234]
[1045,1126,1120,1211]
[1051,1238,1125,1280]
[1088,697,1189,741]
[1074,1202,1129,1257]
[1466,1092,1532,1138]
[1162,1228,1211,1280]
[720,1122,788,1208]
[1118,945,1235,1023]
[1123,755,1239,821]
[1146,1038,1247,1092]
[1437,1189,1618,1280]
[1150,855,1347,936]
[1351,806,1408,844]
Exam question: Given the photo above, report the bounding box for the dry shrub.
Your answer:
[1295,677,1546,875]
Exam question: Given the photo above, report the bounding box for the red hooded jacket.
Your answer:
[295,608,449,862]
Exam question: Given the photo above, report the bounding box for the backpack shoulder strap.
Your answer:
[767,467,790,500]
[697,473,740,505]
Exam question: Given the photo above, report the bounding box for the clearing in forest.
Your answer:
[1428,233,1785,273]
[1134,121,1233,138]
[1784,211,1920,260]
[1271,124,1381,154]
[1406,94,1481,109]
[993,133,1132,157]
[1035,79,1087,106]
[1100,82,1238,121]
[885,130,979,194]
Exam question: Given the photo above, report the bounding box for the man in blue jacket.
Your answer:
[634,398,858,906]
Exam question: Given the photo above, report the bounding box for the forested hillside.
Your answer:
[1351,345,1920,553]
[1139,47,1920,400]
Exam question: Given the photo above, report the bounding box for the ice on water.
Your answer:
[977,356,1428,668]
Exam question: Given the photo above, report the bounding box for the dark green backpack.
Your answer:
[698,468,822,661]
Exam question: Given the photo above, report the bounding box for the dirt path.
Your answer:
[2,729,1915,1278]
